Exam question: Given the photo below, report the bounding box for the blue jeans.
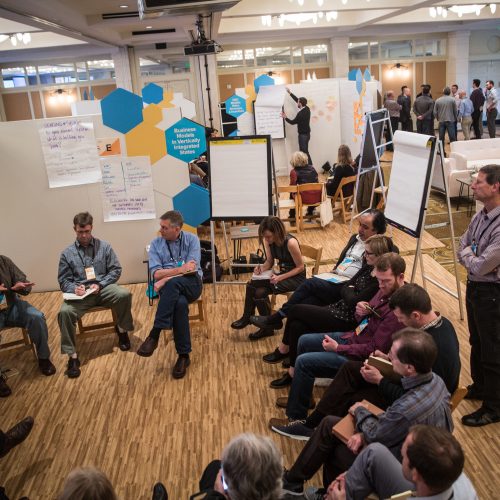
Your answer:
[154,274,202,355]
[0,297,50,359]
[438,121,457,144]
[287,332,349,420]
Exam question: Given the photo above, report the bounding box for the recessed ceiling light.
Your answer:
[146,25,153,29]
[119,4,129,7]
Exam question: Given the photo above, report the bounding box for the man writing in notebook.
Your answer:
[137,210,202,379]
[57,212,134,378]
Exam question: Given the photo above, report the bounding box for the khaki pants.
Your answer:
[58,284,134,355]
[461,116,472,140]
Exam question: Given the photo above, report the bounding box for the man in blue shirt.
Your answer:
[137,210,202,379]
[458,90,474,140]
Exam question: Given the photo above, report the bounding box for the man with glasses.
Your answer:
[137,210,202,379]
[57,212,134,378]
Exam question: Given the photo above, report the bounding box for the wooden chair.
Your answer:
[374,185,389,210]
[328,175,357,223]
[77,306,118,339]
[297,182,326,231]
[163,297,208,343]
[0,326,37,359]
[450,386,468,413]
[276,185,299,230]
[270,244,323,311]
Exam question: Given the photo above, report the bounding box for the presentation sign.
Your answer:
[165,117,206,163]
[225,94,246,118]
[100,156,156,222]
[38,118,101,188]
[254,84,286,139]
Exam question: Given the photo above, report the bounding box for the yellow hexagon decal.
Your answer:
[125,121,167,165]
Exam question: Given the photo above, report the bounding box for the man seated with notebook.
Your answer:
[57,212,134,379]
[325,425,477,500]
[270,253,406,436]
[137,210,202,380]
[250,209,387,331]
[281,284,461,440]
[281,328,453,497]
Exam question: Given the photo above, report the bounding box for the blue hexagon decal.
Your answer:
[254,74,274,93]
[101,88,143,134]
[142,83,164,105]
[165,117,206,163]
[173,183,210,227]
[225,94,246,118]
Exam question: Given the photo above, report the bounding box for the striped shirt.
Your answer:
[58,238,122,293]
[458,205,500,283]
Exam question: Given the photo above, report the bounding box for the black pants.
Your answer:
[400,117,413,132]
[487,108,497,138]
[416,118,434,135]
[282,304,356,366]
[471,109,482,139]
[287,415,357,489]
[298,133,312,165]
[466,281,500,413]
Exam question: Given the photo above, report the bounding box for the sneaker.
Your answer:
[0,373,12,397]
[272,420,313,441]
[263,348,289,364]
[304,486,326,500]
[282,470,304,497]
[66,357,81,378]
[38,358,56,376]
[0,416,34,458]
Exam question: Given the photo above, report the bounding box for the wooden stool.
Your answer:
[77,306,118,339]
[0,326,37,359]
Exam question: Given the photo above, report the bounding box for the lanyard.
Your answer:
[75,239,97,268]
[165,232,183,263]
[472,212,500,253]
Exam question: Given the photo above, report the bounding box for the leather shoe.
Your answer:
[250,314,283,330]
[270,372,293,389]
[0,416,34,458]
[464,384,483,400]
[172,356,190,379]
[38,358,56,376]
[231,317,250,329]
[137,336,158,357]
[248,328,274,341]
[0,374,12,397]
[276,396,315,409]
[115,327,131,351]
[461,408,500,427]
[263,348,289,364]
[66,357,81,379]
[152,482,168,500]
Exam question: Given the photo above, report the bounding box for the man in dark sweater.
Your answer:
[274,283,460,441]
[470,79,485,139]
[282,88,312,164]
[413,85,434,135]
[397,86,413,132]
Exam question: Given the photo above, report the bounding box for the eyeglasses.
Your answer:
[365,251,375,256]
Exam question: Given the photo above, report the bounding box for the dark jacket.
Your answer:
[397,94,412,121]
[326,163,356,197]
[290,165,321,204]
[470,87,485,113]
[286,92,311,134]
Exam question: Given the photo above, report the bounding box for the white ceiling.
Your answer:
[0,0,498,59]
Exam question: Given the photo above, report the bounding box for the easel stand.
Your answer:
[410,140,464,320]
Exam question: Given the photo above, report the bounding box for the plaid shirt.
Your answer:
[354,372,452,460]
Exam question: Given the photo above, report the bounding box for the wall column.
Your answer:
[330,37,350,78]
[447,31,470,91]
[112,47,135,92]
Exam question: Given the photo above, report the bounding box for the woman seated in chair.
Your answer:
[288,151,321,219]
[326,144,356,197]
[231,216,306,341]
[261,234,396,387]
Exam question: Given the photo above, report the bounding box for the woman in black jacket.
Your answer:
[326,144,356,197]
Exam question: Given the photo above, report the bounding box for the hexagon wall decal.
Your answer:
[125,121,167,165]
[225,94,246,118]
[253,74,274,93]
[165,117,206,163]
[101,88,143,134]
[173,183,210,227]
[142,83,164,105]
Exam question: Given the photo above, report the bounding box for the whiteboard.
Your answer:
[359,108,387,171]
[254,105,285,139]
[384,131,437,237]
[208,136,272,219]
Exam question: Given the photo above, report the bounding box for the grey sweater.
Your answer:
[434,95,458,122]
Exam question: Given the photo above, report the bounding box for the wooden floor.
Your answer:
[0,221,498,499]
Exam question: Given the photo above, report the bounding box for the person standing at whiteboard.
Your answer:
[282,88,312,165]
[458,165,500,427]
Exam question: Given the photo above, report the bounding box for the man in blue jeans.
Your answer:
[269,253,406,437]
[434,87,458,146]
[137,210,202,379]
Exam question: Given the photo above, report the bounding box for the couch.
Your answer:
[431,138,500,197]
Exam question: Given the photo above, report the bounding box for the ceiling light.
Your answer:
[298,0,304,6]
[442,8,448,17]
[491,3,497,13]
[16,32,23,41]
[318,11,324,18]
[317,0,324,5]
[146,25,153,29]
[430,7,437,17]
[10,35,17,46]
[0,34,8,43]
[22,33,31,44]
[119,4,129,7]
[342,0,347,4]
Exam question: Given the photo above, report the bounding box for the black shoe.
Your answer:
[66,357,81,378]
[0,416,34,458]
[137,336,159,357]
[248,328,274,341]
[152,482,168,500]
[115,327,131,351]
[461,408,500,427]
[282,470,304,496]
[38,358,56,376]
[172,356,190,379]
[263,348,289,364]
[270,372,293,389]
[464,384,483,400]
[250,314,283,330]
[0,374,12,397]
[231,317,250,329]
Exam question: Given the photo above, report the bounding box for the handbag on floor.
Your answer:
[319,199,333,227]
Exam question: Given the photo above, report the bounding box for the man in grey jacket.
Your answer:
[413,85,434,135]
[434,87,458,145]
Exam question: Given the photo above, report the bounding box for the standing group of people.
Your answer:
[384,79,498,145]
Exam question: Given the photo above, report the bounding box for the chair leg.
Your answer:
[23,328,37,360]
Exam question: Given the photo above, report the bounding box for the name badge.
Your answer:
[85,266,96,280]
[336,257,353,273]
[177,260,184,268]
[355,318,369,336]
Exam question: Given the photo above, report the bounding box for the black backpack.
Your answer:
[200,240,223,283]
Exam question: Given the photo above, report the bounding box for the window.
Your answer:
[77,62,88,81]
[256,47,290,66]
[292,47,302,64]
[139,56,190,76]
[38,63,76,85]
[426,38,446,56]
[1,67,27,88]
[349,42,369,60]
[217,49,244,68]
[303,44,328,64]
[244,49,255,65]
[26,66,37,85]
[380,40,413,59]
[87,60,115,80]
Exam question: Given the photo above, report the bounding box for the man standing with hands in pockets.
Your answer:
[137,210,202,379]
